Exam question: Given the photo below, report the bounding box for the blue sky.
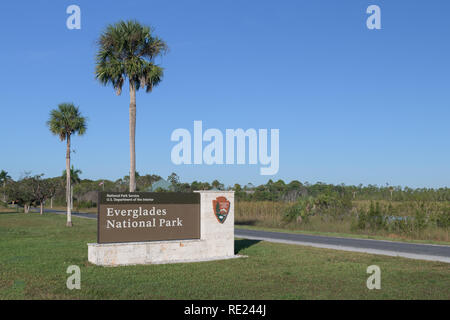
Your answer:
[0,0,449,188]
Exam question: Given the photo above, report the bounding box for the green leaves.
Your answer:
[47,103,87,141]
[0,170,11,184]
[95,20,168,94]
[61,166,82,185]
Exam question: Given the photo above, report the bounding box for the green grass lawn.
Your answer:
[0,212,449,300]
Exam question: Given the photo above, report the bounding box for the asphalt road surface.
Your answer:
[33,208,450,263]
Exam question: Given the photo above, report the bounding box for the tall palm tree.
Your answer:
[0,170,11,202]
[47,103,86,227]
[95,20,168,192]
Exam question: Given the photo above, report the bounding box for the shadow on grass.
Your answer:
[234,239,261,254]
[235,220,258,226]
[0,211,20,215]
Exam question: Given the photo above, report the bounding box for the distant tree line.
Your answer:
[3,174,59,214]
[232,180,450,203]
[2,170,450,213]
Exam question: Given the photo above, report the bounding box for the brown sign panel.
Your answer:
[97,192,200,244]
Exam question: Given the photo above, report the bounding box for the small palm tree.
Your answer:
[95,20,168,192]
[61,166,82,210]
[0,170,11,202]
[47,103,86,227]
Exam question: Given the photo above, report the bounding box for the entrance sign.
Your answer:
[89,191,237,266]
[98,192,200,243]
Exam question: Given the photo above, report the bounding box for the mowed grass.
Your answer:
[0,212,449,300]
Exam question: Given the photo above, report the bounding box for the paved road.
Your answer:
[35,208,450,263]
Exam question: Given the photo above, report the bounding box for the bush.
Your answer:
[283,197,315,224]
[366,202,386,230]
[355,202,388,231]
[314,193,352,211]
[283,193,353,224]
[391,218,412,234]
[76,200,96,209]
[413,209,428,233]
[435,207,450,228]
[355,211,367,230]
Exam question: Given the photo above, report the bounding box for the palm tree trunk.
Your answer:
[66,135,73,227]
[129,80,137,192]
[40,202,43,215]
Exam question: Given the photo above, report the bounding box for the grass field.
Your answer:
[0,212,449,300]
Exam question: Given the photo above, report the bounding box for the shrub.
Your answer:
[413,209,428,233]
[76,200,96,209]
[283,193,354,224]
[435,207,450,228]
[366,202,386,230]
[283,197,315,224]
[356,211,367,230]
[392,217,412,234]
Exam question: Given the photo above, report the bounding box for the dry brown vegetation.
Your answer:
[235,200,449,243]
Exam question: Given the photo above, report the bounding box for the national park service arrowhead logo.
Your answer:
[213,196,230,224]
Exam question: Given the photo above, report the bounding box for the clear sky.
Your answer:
[0,0,449,188]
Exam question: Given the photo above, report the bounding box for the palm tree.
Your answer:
[0,170,11,202]
[62,166,82,210]
[95,20,168,192]
[47,103,86,227]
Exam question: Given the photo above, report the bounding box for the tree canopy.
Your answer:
[47,103,86,141]
[95,20,168,95]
